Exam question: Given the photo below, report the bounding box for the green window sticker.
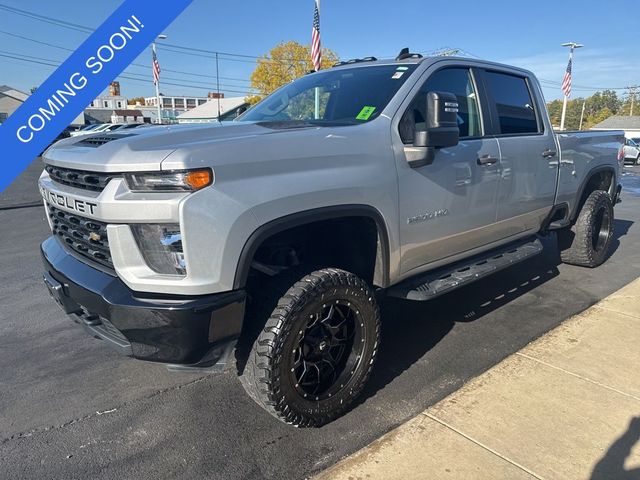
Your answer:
[356,106,376,121]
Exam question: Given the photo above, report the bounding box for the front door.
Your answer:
[396,66,502,276]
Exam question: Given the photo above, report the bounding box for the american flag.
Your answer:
[152,46,161,85]
[311,0,321,72]
[561,56,572,97]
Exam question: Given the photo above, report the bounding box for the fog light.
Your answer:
[131,224,186,275]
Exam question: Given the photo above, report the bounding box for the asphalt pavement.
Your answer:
[1,161,640,479]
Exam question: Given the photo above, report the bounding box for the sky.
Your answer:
[0,0,637,103]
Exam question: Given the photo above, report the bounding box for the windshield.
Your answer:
[241,64,418,126]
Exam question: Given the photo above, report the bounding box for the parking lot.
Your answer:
[1,161,640,480]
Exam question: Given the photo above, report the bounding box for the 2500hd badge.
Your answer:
[40,186,97,215]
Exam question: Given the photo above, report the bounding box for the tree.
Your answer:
[547,89,622,130]
[128,96,146,106]
[247,41,339,104]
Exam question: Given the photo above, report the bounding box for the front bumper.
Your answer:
[41,236,246,368]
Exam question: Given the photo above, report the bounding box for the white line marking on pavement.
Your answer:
[422,412,545,480]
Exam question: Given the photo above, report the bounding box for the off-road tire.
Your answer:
[558,190,614,267]
[238,268,380,427]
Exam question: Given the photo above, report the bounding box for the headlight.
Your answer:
[132,224,186,275]
[124,169,213,192]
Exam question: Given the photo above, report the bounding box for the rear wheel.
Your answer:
[558,190,614,267]
[238,268,380,427]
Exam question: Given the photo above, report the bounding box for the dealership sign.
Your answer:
[0,0,193,192]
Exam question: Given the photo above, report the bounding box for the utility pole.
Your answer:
[215,52,221,120]
[559,42,583,131]
[579,99,586,130]
[627,85,638,116]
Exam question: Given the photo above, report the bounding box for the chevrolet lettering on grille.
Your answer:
[40,186,98,216]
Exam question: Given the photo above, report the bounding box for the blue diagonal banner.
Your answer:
[0,0,194,192]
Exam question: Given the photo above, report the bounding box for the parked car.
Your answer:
[623,137,640,165]
[68,124,103,137]
[69,123,121,137]
[111,123,151,131]
[39,51,624,427]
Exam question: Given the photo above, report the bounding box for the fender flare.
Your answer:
[233,205,390,289]
[570,165,617,221]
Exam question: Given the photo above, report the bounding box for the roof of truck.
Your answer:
[328,56,535,78]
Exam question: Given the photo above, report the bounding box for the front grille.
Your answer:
[45,165,115,192]
[48,205,113,269]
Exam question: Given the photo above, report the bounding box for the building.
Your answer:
[111,109,144,123]
[0,84,83,125]
[144,94,209,111]
[177,97,248,124]
[88,94,128,110]
[84,108,150,124]
[592,116,640,138]
[0,85,29,123]
[109,81,121,97]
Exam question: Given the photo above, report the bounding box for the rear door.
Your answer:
[395,65,502,275]
[481,70,558,235]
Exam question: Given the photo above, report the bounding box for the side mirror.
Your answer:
[408,91,460,167]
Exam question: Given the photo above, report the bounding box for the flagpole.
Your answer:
[559,46,573,131]
[314,0,321,119]
[559,42,582,131]
[153,42,162,124]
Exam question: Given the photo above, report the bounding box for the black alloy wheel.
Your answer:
[238,268,380,427]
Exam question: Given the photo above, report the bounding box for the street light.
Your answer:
[559,42,583,131]
[152,34,167,124]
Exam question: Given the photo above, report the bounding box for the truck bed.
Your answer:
[554,130,624,217]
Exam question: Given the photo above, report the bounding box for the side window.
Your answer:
[400,67,481,144]
[484,71,539,134]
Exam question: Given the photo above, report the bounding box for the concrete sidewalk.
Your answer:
[315,278,640,480]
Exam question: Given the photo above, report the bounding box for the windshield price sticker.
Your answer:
[356,106,376,121]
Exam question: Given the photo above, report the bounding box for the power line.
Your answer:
[0,30,251,83]
[0,3,307,65]
[0,48,252,90]
[4,3,632,97]
[0,52,256,96]
[0,3,92,33]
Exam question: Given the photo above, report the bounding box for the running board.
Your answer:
[387,237,543,301]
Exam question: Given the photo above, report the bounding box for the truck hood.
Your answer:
[42,122,286,173]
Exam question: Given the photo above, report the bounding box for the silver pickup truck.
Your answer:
[39,51,624,427]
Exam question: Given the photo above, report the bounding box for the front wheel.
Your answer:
[238,268,380,427]
[636,154,640,166]
[558,190,614,267]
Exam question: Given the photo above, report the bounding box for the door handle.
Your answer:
[477,154,498,166]
[542,149,557,158]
